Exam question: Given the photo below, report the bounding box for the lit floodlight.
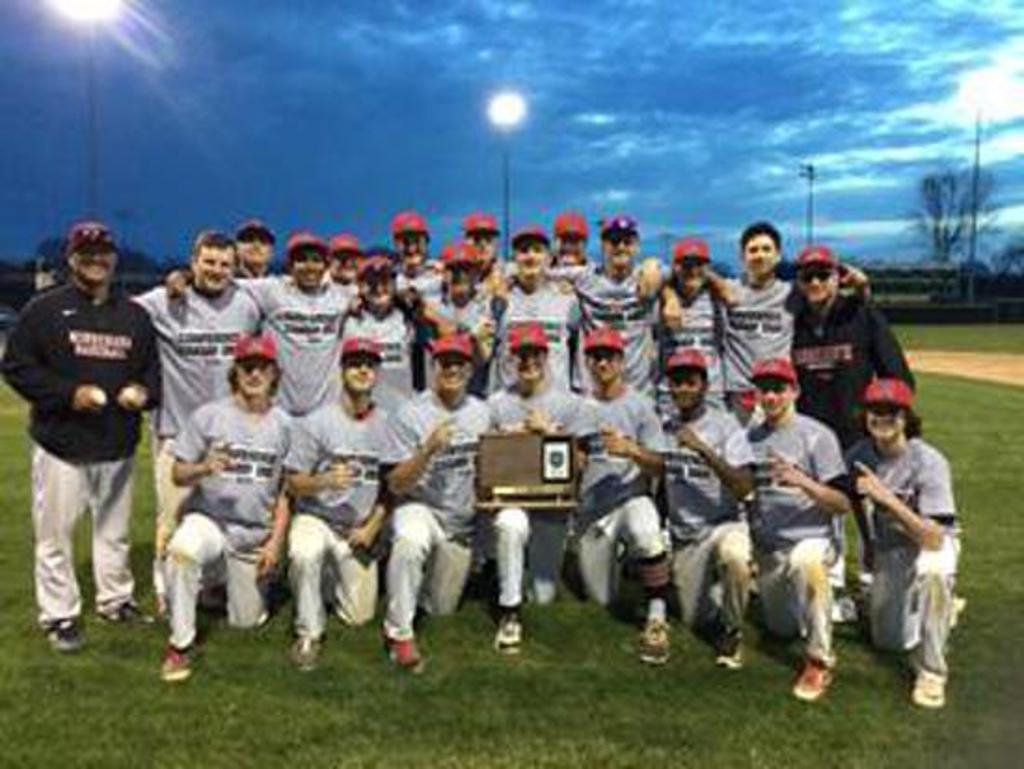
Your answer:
[956,66,1024,123]
[52,0,123,23]
[488,91,527,130]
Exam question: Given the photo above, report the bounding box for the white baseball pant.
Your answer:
[577,496,665,606]
[756,537,836,667]
[152,436,189,605]
[165,513,266,649]
[494,507,570,608]
[289,514,378,640]
[383,503,472,641]
[31,444,136,625]
[671,521,752,632]
[870,534,959,680]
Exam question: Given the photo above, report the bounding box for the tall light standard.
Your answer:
[799,162,816,247]
[51,0,123,215]
[487,91,527,259]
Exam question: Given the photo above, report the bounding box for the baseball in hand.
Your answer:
[90,387,108,408]
[117,384,147,411]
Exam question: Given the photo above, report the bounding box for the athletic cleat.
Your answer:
[384,633,425,673]
[290,636,321,672]
[45,619,84,653]
[911,671,946,709]
[494,614,523,655]
[161,645,193,683]
[831,592,858,624]
[714,630,743,670]
[793,658,833,702]
[638,618,670,665]
[99,601,154,625]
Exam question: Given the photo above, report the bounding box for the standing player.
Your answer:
[327,232,363,304]
[160,334,291,682]
[552,210,589,268]
[285,337,402,670]
[574,327,672,665]
[846,379,960,709]
[2,221,160,650]
[235,219,275,279]
[392,210,442,393]
[657,348,755,668]
[746,357,852,701]
[488,322,594,653]
[382,333,494,672]
[462,211,505,300]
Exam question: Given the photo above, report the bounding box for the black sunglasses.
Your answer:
[799,269,834,284]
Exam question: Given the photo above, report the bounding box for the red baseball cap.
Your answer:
[673,237,710,264]
[440,241,480,269]
[796,245,838,270]
[357,255,395,281]
[511,225,550,249]
[233,334,277,362]
[600,214,638,238]
[554,211,588,239]
[286,231,329,260]
[65,220,114,257]
[509,322,549,353]
[862,378,914,409]
[462,211,499,235]
[583,326,625,354]
[391,210,429,238]
[666,347,708,373]
[236,219,276,244]
[329,233,362,256]
[341,336,382,363]
[430,332,474,360]
[751,357,798,386]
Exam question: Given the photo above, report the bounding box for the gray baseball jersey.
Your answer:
[134,285,262,438]
[577,387,664,524]
[487,385,593,436]
[575,266,659,396]
[845,437,956,553]
[389,391,494,539]
[174,397,292,550]
[341,308,415,416]
[285,403,403,533]
[428,292,497,392]
[397,269,444,303]
[721,278,798,392]
[661,406,754,544]
[655,287,725,417]
[747,413,846,552]
[493,282,580,393]
[241,277,349,416]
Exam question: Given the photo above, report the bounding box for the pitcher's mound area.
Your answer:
[908,351,1024,387]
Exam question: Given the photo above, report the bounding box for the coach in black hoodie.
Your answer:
[2,220,160,652]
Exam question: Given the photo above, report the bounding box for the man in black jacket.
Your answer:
[2,220,161,652]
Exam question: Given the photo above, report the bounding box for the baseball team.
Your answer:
[1,210,961,709]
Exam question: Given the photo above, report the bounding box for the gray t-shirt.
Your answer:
[488,385,593,436]
[285,403,403,533]
[341,308,415,417]
[577,387,663,525]
[655,287,725,417]
[722,278,798,392]
[397,269,444,303]
[241,277,349,416]
[134,285,262,438]
[845,437,956,553]
[747,413,846,552]
[428,292,497,393]
[493,282,580,393]
[390,391,494,539]
[174,397,292,551]
[661,406,754,544]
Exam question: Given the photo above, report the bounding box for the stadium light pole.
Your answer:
[51,0,123,216]
[799,162,816,248]
[487,91,527,260]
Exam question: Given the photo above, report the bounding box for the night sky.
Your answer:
[3,0,1023,267]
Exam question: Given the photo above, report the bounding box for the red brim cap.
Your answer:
[440,241,480,269]
[286,231,329,259]
[751,357,798,385]
[329,233,361,255]
[391,210,429,237]
[583,326,625,354]
[463,212,499,234]
[862,378,914,408]
[233,334,277,362]
[236,219,276,244]
[430,333,474,360]
[673,237,710,263]
[357,255,395,280]
[341,336,382,362]
[666,347,708,373]
[796,245,838,270]
[509,322,549,353]
[65,220,114,256]
[554,211,588,239]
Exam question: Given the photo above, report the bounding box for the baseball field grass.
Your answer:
[894,323,1024,354]
[0,368,1022,768]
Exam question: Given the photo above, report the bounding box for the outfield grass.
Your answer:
[895,324,1024,354]
[0,376,1021,768]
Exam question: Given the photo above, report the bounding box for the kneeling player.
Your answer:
[383,333,493,671]
[160,335,291,682]
[575,327,672,664]
[847,379,960,709]
[658,349,755,668]
[284,338,401,670]
[747,358,852,701]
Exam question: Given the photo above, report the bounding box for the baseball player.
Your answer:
[488,322,594,654]
[846,379,960,709]
[392,210,442,393]
[134,231,262,613]
[160,334,292,683]
[657,348,755,668]
[574,326,671,665]
[2,221,160,651]
[552,211,589,268]
[382,333,494,672]
[327,232,363,304]
[461,211,510,304]
[746,357,852,701]
[235,219,275,279]
[284,337,403,670]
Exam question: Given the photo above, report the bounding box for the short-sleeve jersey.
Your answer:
[487,385,593,436]
[722,278,797,393]
[493,282,580,393]
[341,308,415,416]
[655,287,725,417]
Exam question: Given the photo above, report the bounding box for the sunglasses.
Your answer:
[604,233,637,247]
[587,349,621,363]
[753,378,790,393]
[799,269,834,284]
[668,369,706,386]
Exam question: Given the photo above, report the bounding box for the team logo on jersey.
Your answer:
[174,331,239,359]
[729,309,785,336]
[68,330,133,361]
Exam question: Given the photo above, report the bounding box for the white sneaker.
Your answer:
[912,671,946,709]
[831,594,858,624]
[494,614,522,655]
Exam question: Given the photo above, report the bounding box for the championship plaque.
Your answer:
[476,432,577,512]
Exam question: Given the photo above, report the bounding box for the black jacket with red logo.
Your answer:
[2,283,161,462]
[792,295,913,449]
